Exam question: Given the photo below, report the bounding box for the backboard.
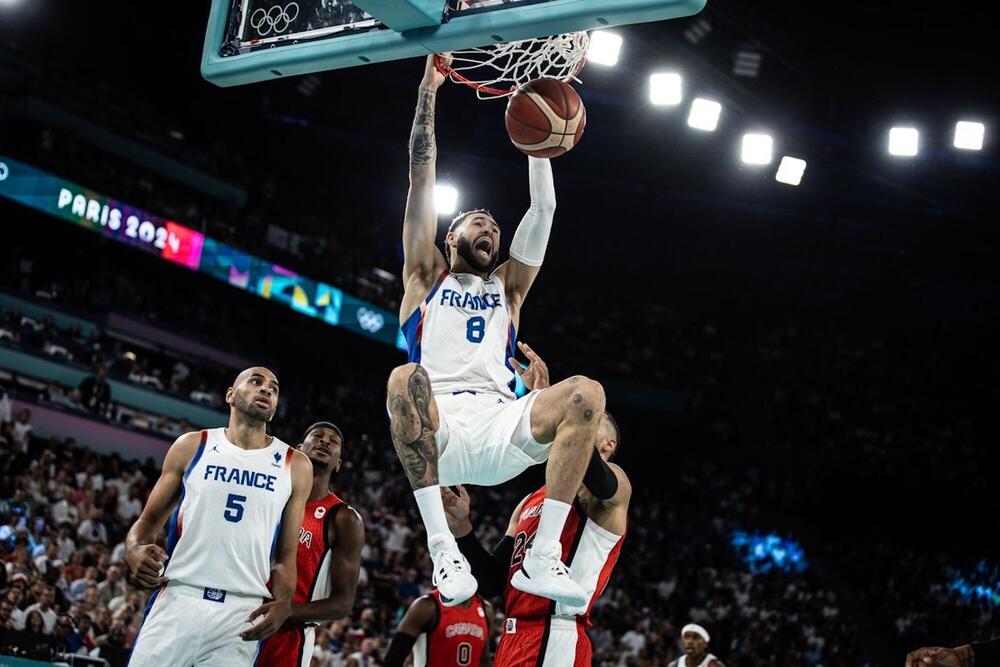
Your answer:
[201,0,706,87]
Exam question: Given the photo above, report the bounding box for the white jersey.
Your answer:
[669,654,719,667]
[163,428,293,598]
[402,270,517,399]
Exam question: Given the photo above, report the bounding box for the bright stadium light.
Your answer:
[954,121,985,151]
[888,127,919,156]
[434,185,458,216]
[688,98,721,132]
[775,156,807,186]
[741,133,774,165]
[587,31,623,67]
[649,73,683,106]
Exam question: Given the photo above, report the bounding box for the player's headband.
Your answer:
[682,624,710,643]
[302,421,344,444]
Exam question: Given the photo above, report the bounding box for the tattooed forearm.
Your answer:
[409,87,437,169]
[389,366,439,489]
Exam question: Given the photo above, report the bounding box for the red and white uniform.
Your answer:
[495,487,625,667]
[257,492,348,667]
[413,591,489,667]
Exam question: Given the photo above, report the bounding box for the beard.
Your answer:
[234,393,273,423]
[456,236,498,273]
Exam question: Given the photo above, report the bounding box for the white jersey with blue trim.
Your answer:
[402,270,518,400]
[162,428,293,598]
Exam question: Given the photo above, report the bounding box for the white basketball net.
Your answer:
[442,32,590,100]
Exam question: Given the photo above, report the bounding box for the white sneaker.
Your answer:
[511,539,588,608]
[429,534,478,606]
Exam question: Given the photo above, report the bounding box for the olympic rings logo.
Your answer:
[250,2,300,38]
[356,308,386,334]
[0,162,8,182]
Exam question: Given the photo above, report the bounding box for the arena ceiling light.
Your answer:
[954,121,985,151]
[775,156,807,186]
[649,73,683,106]
[688,98,722,132]
[741,133,774,165]
[434,185,459,216]
[587,31,623,67]
[888,127,919,157]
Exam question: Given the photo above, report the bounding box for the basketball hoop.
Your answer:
[433,32,590,100]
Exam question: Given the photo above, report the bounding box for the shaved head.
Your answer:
[227,367,280,423]
[233,366,278,387]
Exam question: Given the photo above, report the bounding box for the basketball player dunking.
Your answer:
[383,589,494,667]
[124,367,312,666]
[388,53,608,609]
[257,421,365,667]
[439,405,630,667]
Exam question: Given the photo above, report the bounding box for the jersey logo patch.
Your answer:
[505,618,516,634]
[314,506,327,519]
[271,451,283,468]
[203,588,227,603]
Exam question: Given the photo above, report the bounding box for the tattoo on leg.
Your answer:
[389,367,438,489]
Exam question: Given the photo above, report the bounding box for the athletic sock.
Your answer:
[413,486,453,552]
[533,498,572,551]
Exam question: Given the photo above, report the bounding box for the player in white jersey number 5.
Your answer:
[124,367,313,666]
[389,55,607,609]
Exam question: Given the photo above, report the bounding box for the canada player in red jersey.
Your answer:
[383,589,494,667]
[257,422,365,667]
[440,341,630,666]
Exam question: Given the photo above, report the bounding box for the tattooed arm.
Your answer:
[401,55,451,318]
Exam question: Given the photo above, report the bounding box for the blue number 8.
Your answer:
[466,317,486,343]
[224,493,247,523]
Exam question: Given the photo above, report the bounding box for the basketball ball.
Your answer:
[505,78,586,158]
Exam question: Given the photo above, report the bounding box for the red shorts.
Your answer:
[255,624,315,667]
[494,617,591,667]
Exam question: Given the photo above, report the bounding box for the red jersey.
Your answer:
[504,486,625,623]
[294,492,346,606]
[413,590,489,667]
[257,492,350,667]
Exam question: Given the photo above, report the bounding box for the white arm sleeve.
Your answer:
[508,156,556,268]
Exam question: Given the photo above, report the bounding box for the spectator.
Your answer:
[97,565,126,606]
[24,584,58,633]
[116,484,143,524]
[12,408,32,452]
[77,509,108,546]
[346,637,380,667]
[79,365,112,416]
[23,608,47,635]
[0,385,12,423]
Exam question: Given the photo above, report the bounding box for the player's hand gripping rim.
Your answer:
[240,598,292,642]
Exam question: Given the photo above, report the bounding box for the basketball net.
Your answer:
[434,32,590,100]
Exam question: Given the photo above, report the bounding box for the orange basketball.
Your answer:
[505,78,586,158]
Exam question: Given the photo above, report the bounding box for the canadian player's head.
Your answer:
[445,209,500,275]
[597,411,621,461]
[681,624,710,656]
[299,422,344,472]
[227,367,279,423]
